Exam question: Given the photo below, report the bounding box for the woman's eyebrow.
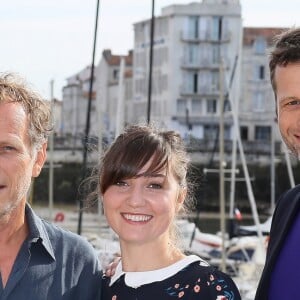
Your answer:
[135,172,166,178]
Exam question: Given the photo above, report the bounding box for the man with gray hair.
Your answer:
[0,73,101,299]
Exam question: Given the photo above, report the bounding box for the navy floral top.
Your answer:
[102,255,241,300]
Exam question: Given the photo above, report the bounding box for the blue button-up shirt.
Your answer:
[0,205,102,300]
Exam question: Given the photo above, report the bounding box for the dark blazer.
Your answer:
[255,185,300,300]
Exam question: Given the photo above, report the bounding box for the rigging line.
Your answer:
[77,0,101,235]
[207,55,238,167]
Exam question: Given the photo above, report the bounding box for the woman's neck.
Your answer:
[120,241,185,272]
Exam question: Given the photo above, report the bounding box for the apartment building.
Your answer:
[61,1,286,163]
[240,27,285,143]
[95,49,133,140]
[132,0,242,143]
[61,65,97,138]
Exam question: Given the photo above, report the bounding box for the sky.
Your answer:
[0,0,299,100]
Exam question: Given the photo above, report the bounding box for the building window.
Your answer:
[252,91,265,112]
[204,124,218,139]
[212,44,220,63]
[193,73,198,93]
[255,126,271,140]
[188,45,198,64]
[199,17,208,39]
[185,108,193,130]
[191,99,202,114]
[113,69,119,80]
[204,124,231,140]
[254,37,267,54]
[189,16,199,39]
[240,126,248,140]
[207,99,217,114]
[253,65,265,80]
[224,99,231,112]
[177,99,186,114]
[212,16,222,41]
[199,71,210,93]
[259,65,265,79]
[224,125,231,140]
[211,71,219,91]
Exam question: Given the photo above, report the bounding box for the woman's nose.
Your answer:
[126,184,146,207]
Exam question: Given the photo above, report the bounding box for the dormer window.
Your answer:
[254,36,266,54]
[113,69,119,80]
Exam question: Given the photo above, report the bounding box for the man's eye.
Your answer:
[1,146,15,152]
[288,100,300,106]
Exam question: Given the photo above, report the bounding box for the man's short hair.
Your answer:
[269,27,300,98]
[0,73,52,150]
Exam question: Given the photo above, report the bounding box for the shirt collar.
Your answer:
[110,255,208,288]
[25,204,56,260]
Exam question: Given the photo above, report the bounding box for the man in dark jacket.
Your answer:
[255,27,300,299]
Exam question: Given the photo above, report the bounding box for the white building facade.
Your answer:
[62,66,98,138]
[95,50,133,140]
[240,27,284,143]
[60,1,286,164]
[131,0,242,142]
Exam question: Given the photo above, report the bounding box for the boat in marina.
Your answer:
[237,216,272,236]
[177,217,268,300]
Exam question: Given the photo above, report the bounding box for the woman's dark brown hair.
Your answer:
[99,124,189,195]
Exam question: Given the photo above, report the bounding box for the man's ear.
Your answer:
[32,143,47,178]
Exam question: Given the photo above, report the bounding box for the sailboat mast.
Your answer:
[77,0,100,235]
[219,58,226,273]
[147,0,155,124]
[115,57,125,137]
[48,79,54,220]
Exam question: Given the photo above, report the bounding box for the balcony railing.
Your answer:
[185,138,282,155]
[180,57,220,70]
[181,31,231,43]
[180,85,220,96]
[52,134,281,157]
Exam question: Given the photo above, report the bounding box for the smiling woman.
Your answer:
[90,124,241,299]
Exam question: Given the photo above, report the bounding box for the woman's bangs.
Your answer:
[140,149,169,176]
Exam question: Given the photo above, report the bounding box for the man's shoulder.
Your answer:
[26,205,99,266]
[40,218,101,271]
[27,206,92,248]
[278,184,300,205]
[286,184,300,195]
[272,185,300,225]
[40,218,94,249]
